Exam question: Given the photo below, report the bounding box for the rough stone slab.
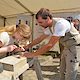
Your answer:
[0,70,13,80]
[0,63,29,80]
[0,55,29,80]
[0,55,27,72]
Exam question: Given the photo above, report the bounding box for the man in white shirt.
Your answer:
[23,8,80,80]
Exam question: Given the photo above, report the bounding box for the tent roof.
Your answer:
[0,0,80,18]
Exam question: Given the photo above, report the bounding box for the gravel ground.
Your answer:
[22,55,80,80]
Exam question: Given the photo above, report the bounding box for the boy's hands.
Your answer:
[7,45,17,52]
[12,47,25,53]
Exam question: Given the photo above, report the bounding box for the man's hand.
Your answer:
[21,51,36,58]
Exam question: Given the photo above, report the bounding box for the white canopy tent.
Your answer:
[0,0,80,18]
[0,0,80,25]
[0,0,80,35]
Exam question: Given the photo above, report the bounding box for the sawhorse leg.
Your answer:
[18,57,44,80]
[33,57,44,80]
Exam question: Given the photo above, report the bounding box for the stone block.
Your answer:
[0,55,27,72]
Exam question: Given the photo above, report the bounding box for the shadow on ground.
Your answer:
[41,65,59,80]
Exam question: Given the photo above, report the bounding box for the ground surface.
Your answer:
[22,54,80,80]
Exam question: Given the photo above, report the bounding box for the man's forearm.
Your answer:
[24,39,41,50]
[31,36,60,57]
[23,43,56,58]
[24,34,48,50]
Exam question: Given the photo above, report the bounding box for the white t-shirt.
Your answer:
[44,18,73,37]
[0,32,10,46]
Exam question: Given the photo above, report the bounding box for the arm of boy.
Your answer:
[0,45,17,53]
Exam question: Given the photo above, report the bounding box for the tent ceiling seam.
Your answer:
[14,0,34,15]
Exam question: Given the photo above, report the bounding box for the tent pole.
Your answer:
[4,18,6,27]
[31,14,34,43]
